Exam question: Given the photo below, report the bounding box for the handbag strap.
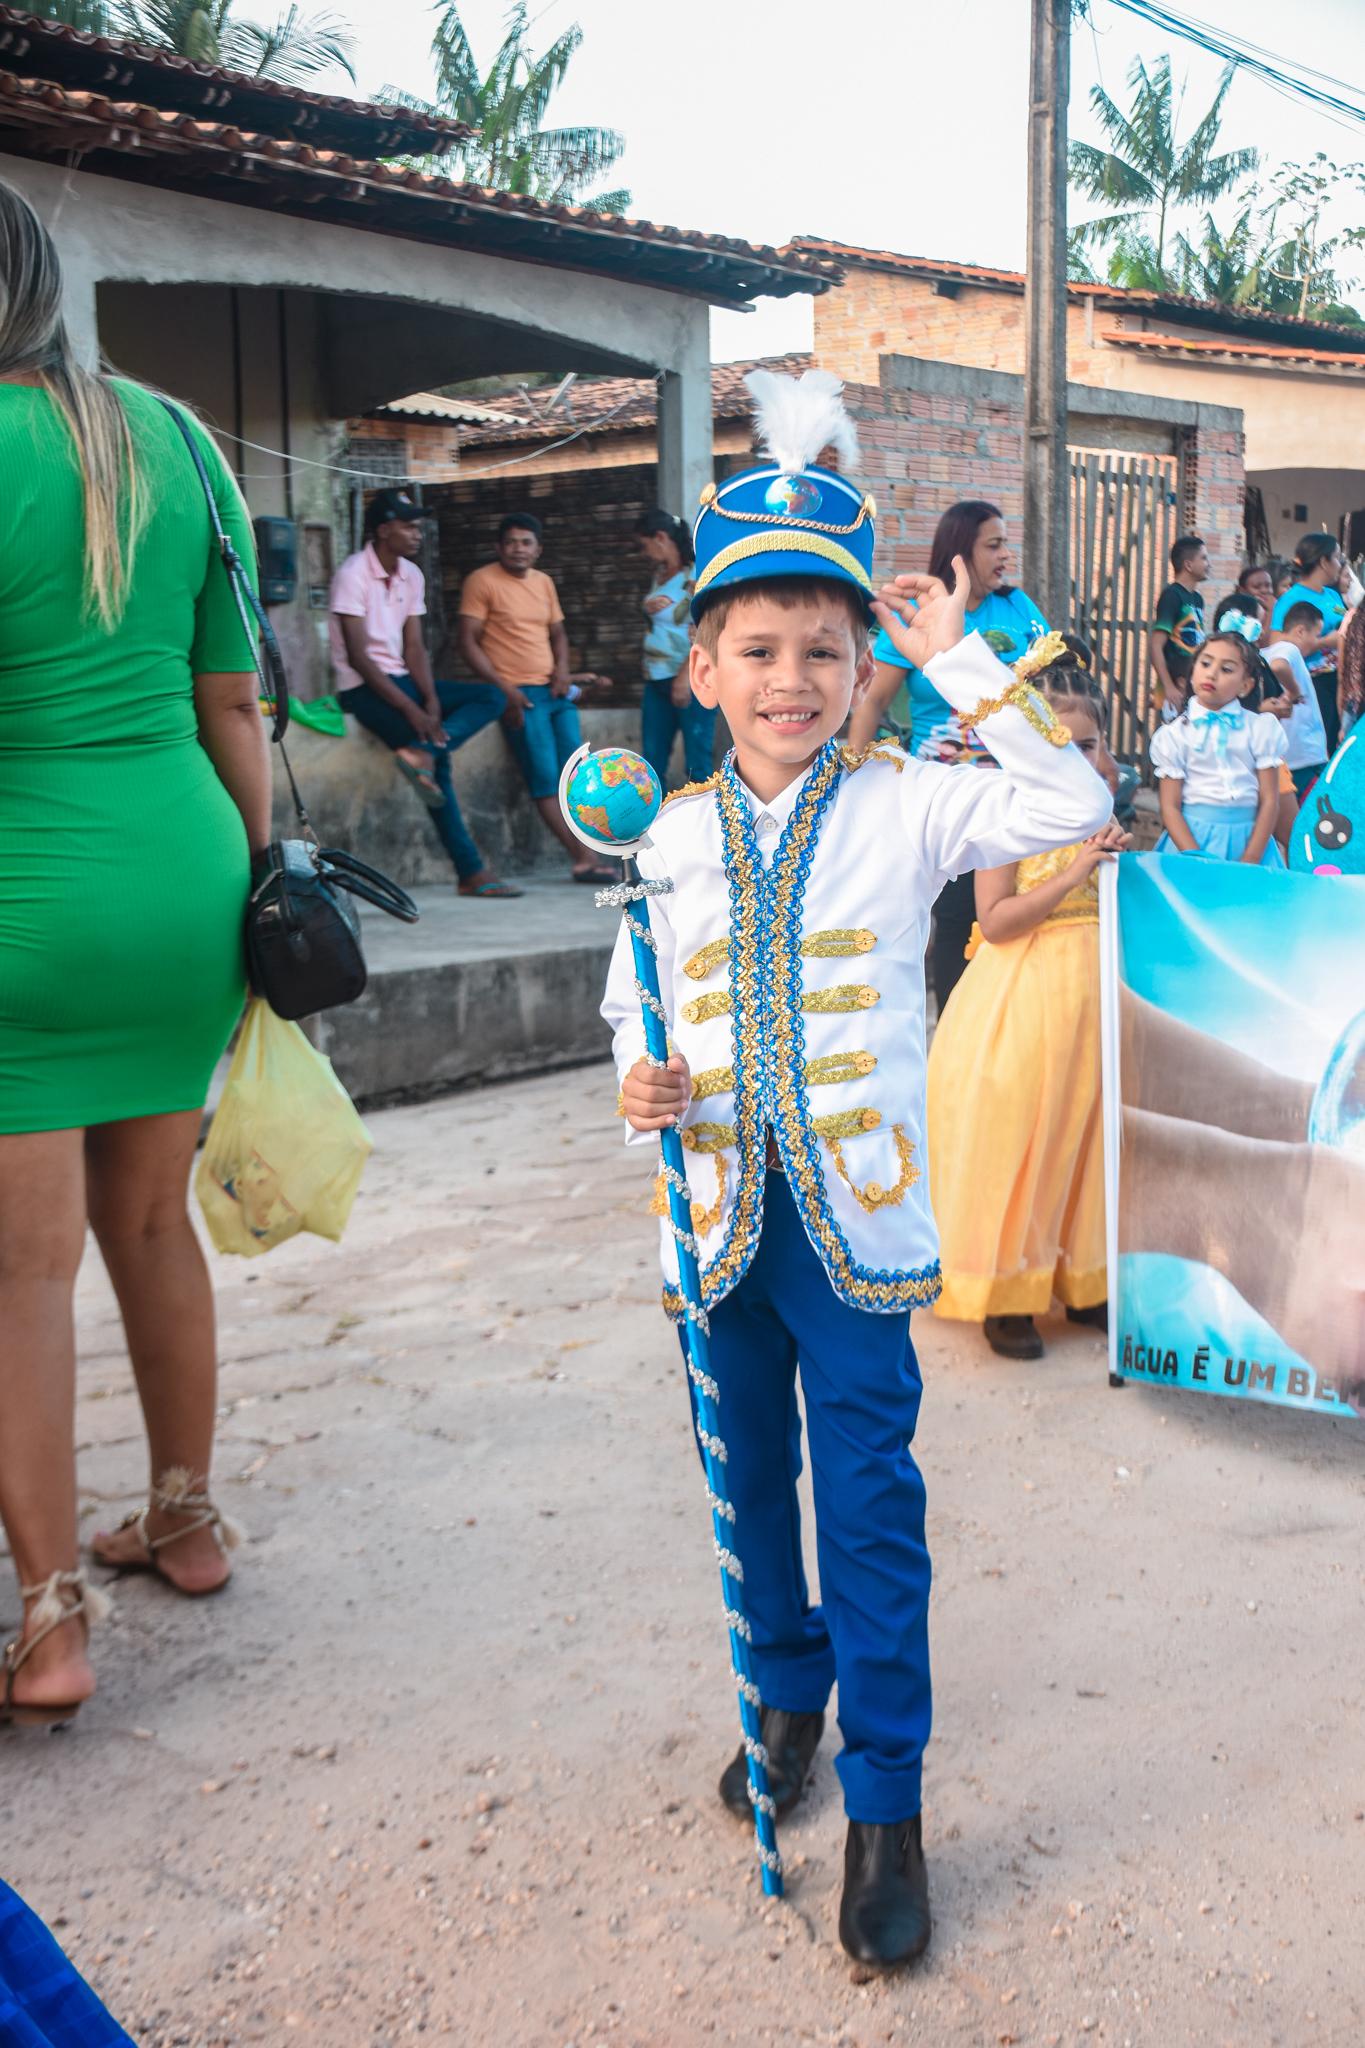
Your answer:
[318,845,420,924]
[159,398,315,839]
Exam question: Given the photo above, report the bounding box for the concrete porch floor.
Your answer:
[312,875,618,1109]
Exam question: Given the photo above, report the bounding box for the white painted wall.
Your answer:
[1251,466,1365,551]
[3,155,712,387]
[4,151,719,685]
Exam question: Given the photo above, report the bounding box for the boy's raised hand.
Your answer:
[621,1052,691,1132]
[870,555,971,670]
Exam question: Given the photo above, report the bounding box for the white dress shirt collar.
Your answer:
[734,759,816,867]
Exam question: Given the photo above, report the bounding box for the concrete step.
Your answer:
[311,876,618,1109]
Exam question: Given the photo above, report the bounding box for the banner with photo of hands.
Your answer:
[1099,853,1365,1419]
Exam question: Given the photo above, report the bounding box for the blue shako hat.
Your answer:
[690,369,876,622]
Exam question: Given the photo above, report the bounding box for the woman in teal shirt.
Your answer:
[1270,532,1346,756]
[847,499,1048,759]
[634,508,717,786]
[846,500,1048,1009]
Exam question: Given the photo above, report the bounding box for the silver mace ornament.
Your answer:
[559,744,782,1897]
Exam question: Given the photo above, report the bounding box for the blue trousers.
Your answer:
[502,684,583,800]
[684,1172,932,1821]
[641,677,719,788]
[338,673,503,881]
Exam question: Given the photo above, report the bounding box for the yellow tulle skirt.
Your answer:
[926,919,1106,1321]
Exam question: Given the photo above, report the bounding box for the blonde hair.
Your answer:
[0,179,142,628]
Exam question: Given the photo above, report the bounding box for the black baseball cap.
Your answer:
[364,488,436,533]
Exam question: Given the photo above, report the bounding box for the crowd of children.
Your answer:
[926,528,1359,1362]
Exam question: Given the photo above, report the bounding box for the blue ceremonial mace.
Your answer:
[559,744,782,1898]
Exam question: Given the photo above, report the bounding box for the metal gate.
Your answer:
[1068,446,1182,768]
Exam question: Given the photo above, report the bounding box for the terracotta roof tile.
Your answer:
[454,354,814,448]
[1100,327,1365,370]
[0,69,839,304]
[788,236,1365,348]
[0,3,468,152]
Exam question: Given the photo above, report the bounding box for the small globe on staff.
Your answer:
[558,744,665,861]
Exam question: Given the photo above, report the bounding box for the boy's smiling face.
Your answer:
[689,586,873,801]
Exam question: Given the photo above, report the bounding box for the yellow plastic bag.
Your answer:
[195,999,373,1257]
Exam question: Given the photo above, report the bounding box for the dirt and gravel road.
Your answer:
[4,1071,1363,2047]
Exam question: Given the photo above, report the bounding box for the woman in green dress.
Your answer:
[0,182,271,1724]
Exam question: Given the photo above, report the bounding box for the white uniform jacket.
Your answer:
[602,632,1113,1318]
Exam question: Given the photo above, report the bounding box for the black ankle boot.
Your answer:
[984,1313,1044,1360]
[1066,1301,1109,1331]
[838,1814,932,1966]
[718,1705,824,1821]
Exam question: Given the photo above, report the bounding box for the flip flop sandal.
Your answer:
[1,1569,110,1728]
[458,877,525,899]
[572,865,618,884]
[394,755,444,808]
[90,1468,243,1598]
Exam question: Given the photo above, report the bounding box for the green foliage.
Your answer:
[32,0,117,30]
[1069,61,1365,325]
[38,0,355,84]
[386,3,630,214]
[1068,54,1258,289]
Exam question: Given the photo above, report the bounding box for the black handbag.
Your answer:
[162,401,419,1020]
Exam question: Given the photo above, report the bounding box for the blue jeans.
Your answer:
[338,673,502,881]
[502,685,583,801]
[681,1172,931,1822]
[641,676,719,787]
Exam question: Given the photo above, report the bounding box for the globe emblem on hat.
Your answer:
[764,473,824,519]
[561,746,663,854]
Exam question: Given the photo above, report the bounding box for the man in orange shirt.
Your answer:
[457,515,616,882]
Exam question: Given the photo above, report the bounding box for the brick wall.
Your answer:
[422,450,753,706]
[1182,424,1246,591]
[841,374,1024,575]
[350,415,462,480]
[454,421,752,480]
[815,272,1032,386]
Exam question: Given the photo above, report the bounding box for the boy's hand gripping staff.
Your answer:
[559,744,783,1898]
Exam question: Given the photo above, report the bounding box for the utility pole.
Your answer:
[1023,0,1072,627]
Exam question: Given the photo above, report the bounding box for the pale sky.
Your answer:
[336,0,1365,361]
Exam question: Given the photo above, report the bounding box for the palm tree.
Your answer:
[391,3,629,214]
[1170,205,1266,307]
[37,0,355,86]
[1068,55,1258,293]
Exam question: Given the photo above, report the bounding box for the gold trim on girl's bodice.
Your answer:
[1015,843,1099,928]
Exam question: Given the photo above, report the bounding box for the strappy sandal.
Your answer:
[90,1467,244,1597]
[394,752,444,807]
[2,1569,110,1729]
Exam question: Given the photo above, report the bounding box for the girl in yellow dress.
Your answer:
[926,637,1128,1359]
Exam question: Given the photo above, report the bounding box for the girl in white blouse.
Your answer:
[1151,631,1288,868]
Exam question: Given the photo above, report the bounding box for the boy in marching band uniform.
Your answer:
[602,372,1111,1964]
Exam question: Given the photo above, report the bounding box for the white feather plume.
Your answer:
[744,368,860,477]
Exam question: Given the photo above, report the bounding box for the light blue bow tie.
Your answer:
[1190,705,1240,756]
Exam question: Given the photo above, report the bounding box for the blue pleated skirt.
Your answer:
[1156,800,1285,868]
[0,1881,135,2047]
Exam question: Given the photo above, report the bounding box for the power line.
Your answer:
[1103,0,1365,133]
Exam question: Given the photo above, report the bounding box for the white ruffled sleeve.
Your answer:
[1149,721,1187,779]
[1249,711,1289,768]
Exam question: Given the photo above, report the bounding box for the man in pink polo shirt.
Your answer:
[329,489,520,899]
